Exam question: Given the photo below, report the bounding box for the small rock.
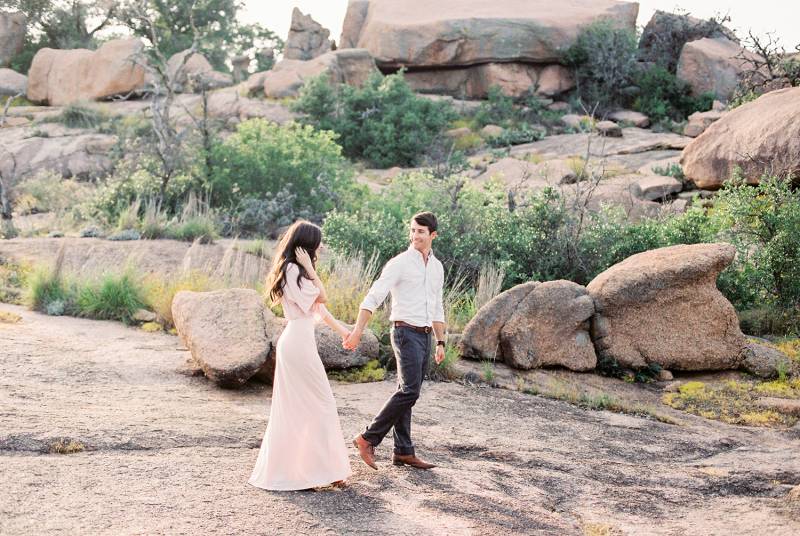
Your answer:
[608,110,650,128]
[712,99,726,112]
[446,127,472,138]
[683,110,724,138]
[789,485,800,501]
[742,342,797,379]
[596,120,623,137]
[480,124,504,138]
[656,369,674,381]
[561,114,591,130]
[547,102,569,112]
[47,231,64,238]
[132,309,157,323]
[631,175,683,201]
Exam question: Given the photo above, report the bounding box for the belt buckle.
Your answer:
[424,326,431,333]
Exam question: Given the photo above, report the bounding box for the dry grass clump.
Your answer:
[663,379,799,427]
[0,310,22,323]
[48,438,85,454]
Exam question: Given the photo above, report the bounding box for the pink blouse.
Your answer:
[281,262,324,321]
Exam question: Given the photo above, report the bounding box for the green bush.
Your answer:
[293,72,456,168]
[564,21,639,112]
[209,119,357,217]
[632,65,714,122]
[75,272,147,323]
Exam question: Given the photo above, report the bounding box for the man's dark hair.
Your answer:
[412,211,438,233]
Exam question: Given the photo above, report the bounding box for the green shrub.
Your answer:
[75,272,147,323]
[44,103,108,129]
[564,21,639,112]
[209,119,357,217]
[632,65,714,122]
[293,72,456,168]
[231,193,306,238]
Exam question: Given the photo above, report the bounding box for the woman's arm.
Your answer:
[295,247,328,304]
[318,304,350,340]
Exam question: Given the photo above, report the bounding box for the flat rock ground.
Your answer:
[2,303,800,536]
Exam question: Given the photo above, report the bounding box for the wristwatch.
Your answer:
[436,340,446,347]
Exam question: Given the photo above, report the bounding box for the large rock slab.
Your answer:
[0,12,25,68]
[263,48,378,98]
[676,37,757,100]
[587,243,746,371]
[340,0,639,68]
[0,67,26,96]
[681,87,800,189]
[172,289,281,388]
[460,281,597,371]
[0,123,116,184]
[631,175,683,201]
[284,8,333,60]
[27,38,146,106]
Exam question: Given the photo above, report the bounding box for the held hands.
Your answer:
[434,344,445,365]
[343,329,363,351]
[294,247,315,274]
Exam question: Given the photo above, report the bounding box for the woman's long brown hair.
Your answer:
[266,220,322,304]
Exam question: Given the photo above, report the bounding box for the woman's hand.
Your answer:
[294,247,315,275]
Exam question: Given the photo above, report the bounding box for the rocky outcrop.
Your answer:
[0,123,116,184]
[339,0,635,98]
[263,48,378,98]
[676,37,757,100]
[587,243,746,371]
[0,12,25,68]
[681,87,800,189]
[316,322,377,369]
[340,0,638,67]
[638,10,738,72]
[608,110,650,128]
[460,281,597,371]
[631,175,682,201]
[172,289,282,388]
[166,50,233,92]
[27,38,146,106]
[0,67,26,96]
[284,8,333,60]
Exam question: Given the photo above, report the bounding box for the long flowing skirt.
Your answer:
[248,317,351,490]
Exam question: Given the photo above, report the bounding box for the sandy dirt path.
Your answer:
[1,304,799,535]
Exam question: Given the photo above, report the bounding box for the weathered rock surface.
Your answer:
[499,281,597,371]
[166,49,233,92]
[683,109,724,138]
[742,342,798,379]
[404,63,574,99]
[638,10,738,72]
[676,37,757,100]
[0,123,116,184]
[587,243,746,370]
[0,11,25,68]
[263,48,378,98]
[27,38,146,106]
[172,289,280,387]
[0,67,26,96]
[681,87,800,189]
[596,120,622,137]
[461,281,597,371]
[340,0,639,68]
[284,8,333,60]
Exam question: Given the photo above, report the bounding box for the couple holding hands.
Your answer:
[248,212,446,491]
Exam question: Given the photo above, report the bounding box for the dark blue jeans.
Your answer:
[362,326,430,455]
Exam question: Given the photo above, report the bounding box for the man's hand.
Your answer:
[434,344,445,365]
[343,330,362,351]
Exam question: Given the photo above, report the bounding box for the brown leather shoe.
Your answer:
[392,453,436,469]
[352,434,378,470]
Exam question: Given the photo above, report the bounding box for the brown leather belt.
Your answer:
[394,321,432,333]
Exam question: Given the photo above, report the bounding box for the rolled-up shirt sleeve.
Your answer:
[284,263,320,315]
[360,257,402,313]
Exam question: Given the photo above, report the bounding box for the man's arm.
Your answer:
[343,308,373,350]
[432,321,447,364]
[343,258,401,350]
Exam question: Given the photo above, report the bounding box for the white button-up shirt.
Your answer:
[360,246,445,327]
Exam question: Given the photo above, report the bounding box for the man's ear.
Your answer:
[430,231,437,240]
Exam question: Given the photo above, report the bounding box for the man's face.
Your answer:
[409,220,436,252]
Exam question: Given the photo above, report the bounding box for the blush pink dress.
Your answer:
[248,262,352,490]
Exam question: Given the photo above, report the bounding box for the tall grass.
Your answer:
[167,192,218,243]
[318,250,382,324]
[76,271,146,323]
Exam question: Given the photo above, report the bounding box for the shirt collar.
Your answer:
[407,244,435,261]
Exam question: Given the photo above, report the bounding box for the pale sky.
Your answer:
[241,1,800,50]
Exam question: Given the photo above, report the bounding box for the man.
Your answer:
[343,211,446,470]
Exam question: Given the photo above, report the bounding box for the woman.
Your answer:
[248,220,352,491]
